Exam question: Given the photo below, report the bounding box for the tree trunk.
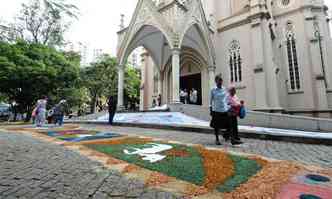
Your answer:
[90,95,98,114]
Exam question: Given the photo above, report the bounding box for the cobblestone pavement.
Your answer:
[86,125,332,169]
[0,131,183,199]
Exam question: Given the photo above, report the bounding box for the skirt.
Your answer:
[210,111,230,130]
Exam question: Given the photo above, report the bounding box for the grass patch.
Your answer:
[87,142,206,185]
[217,155,262,193]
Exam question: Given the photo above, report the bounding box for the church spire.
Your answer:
[120,14,125,30]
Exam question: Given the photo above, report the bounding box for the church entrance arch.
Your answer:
[116,0,217,109]
[164,47,208,106]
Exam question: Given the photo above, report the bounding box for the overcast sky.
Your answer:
[0,0,139,56]
[1,0,332,57]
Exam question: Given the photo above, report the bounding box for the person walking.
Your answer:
[108,96,117,125]
[227,87,243,144]
[53,100,67,126]
[35,96,48,127]
[209,76,242,145]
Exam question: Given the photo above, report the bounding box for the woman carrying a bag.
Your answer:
[210,75,233,145]
[227,86,244,145]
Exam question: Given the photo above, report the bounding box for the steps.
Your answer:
[168,104,332,132]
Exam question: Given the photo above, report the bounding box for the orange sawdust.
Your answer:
[222,161,302,199]
[89,151,108,158]
[4,127,36,132]
[185,184,209,197]
[249,156,270,167]
[196,146,235,190]
[84,137,152,146]
[123,164,141,173]
[107,157,126,165]
[164,148,190,157]
[146,172,173,186]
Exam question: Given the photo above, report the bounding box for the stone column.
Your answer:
[158,71,163,104]
[117,65,125,109]
[172,48,181,103]
[261,18,282,110]
[250,18,269,109]
[208,66,216,91]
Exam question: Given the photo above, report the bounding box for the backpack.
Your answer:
[239,106,246,119]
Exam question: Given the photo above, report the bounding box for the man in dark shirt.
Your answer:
[108,96,117,125]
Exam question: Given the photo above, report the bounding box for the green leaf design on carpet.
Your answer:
[87,143,206,185]
[217,155,262,193]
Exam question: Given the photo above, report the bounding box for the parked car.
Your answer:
[0,103,10,121]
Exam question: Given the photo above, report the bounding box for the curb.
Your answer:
[67,121,332,146]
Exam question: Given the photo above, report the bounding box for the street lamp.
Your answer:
[313,17,328,88]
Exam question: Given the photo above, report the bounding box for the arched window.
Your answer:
[229,40,242,83]
[285,22,300,90]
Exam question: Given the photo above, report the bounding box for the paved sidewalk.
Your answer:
[0,131,182,199]
[86,125,332,169]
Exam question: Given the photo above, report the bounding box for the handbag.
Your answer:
[239,106,246,119]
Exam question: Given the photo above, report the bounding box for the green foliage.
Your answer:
[81,54,118,113]
[124,66,141,107]
[0,40,80,119]
[87,143,206,185]
[0,0,79,47]
[217,155,262,193]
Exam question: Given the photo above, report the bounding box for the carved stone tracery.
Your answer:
[117,0,216,67]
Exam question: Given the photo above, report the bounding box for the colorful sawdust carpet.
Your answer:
[82,137,332,198]
[42,129,122,142]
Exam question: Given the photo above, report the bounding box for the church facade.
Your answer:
[117,0,332,117]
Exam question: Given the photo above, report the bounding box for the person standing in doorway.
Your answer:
[108,96,117,125]
[180,89,185,104]
[192,88,198,105]
[184,89,189,104]
[157,94,162,107]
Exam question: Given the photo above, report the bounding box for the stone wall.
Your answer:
[168,104,332,132]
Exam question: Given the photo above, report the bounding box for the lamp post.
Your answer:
[313,18,328,88]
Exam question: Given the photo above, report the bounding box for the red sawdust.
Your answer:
[222,161,302,199]
[123,165,140,173]
[277,182,332,199]
[164,149,190,157]
[146,172,173,186]
[196,146,235,190]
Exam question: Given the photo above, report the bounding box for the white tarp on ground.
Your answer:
[95,112,332,139]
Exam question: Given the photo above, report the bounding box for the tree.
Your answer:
[0,0,79,47]
[0,40,80,121]
[81,54,118,113]
[124,66,141,109]
[81,55,141,113]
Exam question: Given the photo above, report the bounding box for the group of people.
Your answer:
[210,75,245,146]
[32,96,67,127]
[180,88,198,105]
